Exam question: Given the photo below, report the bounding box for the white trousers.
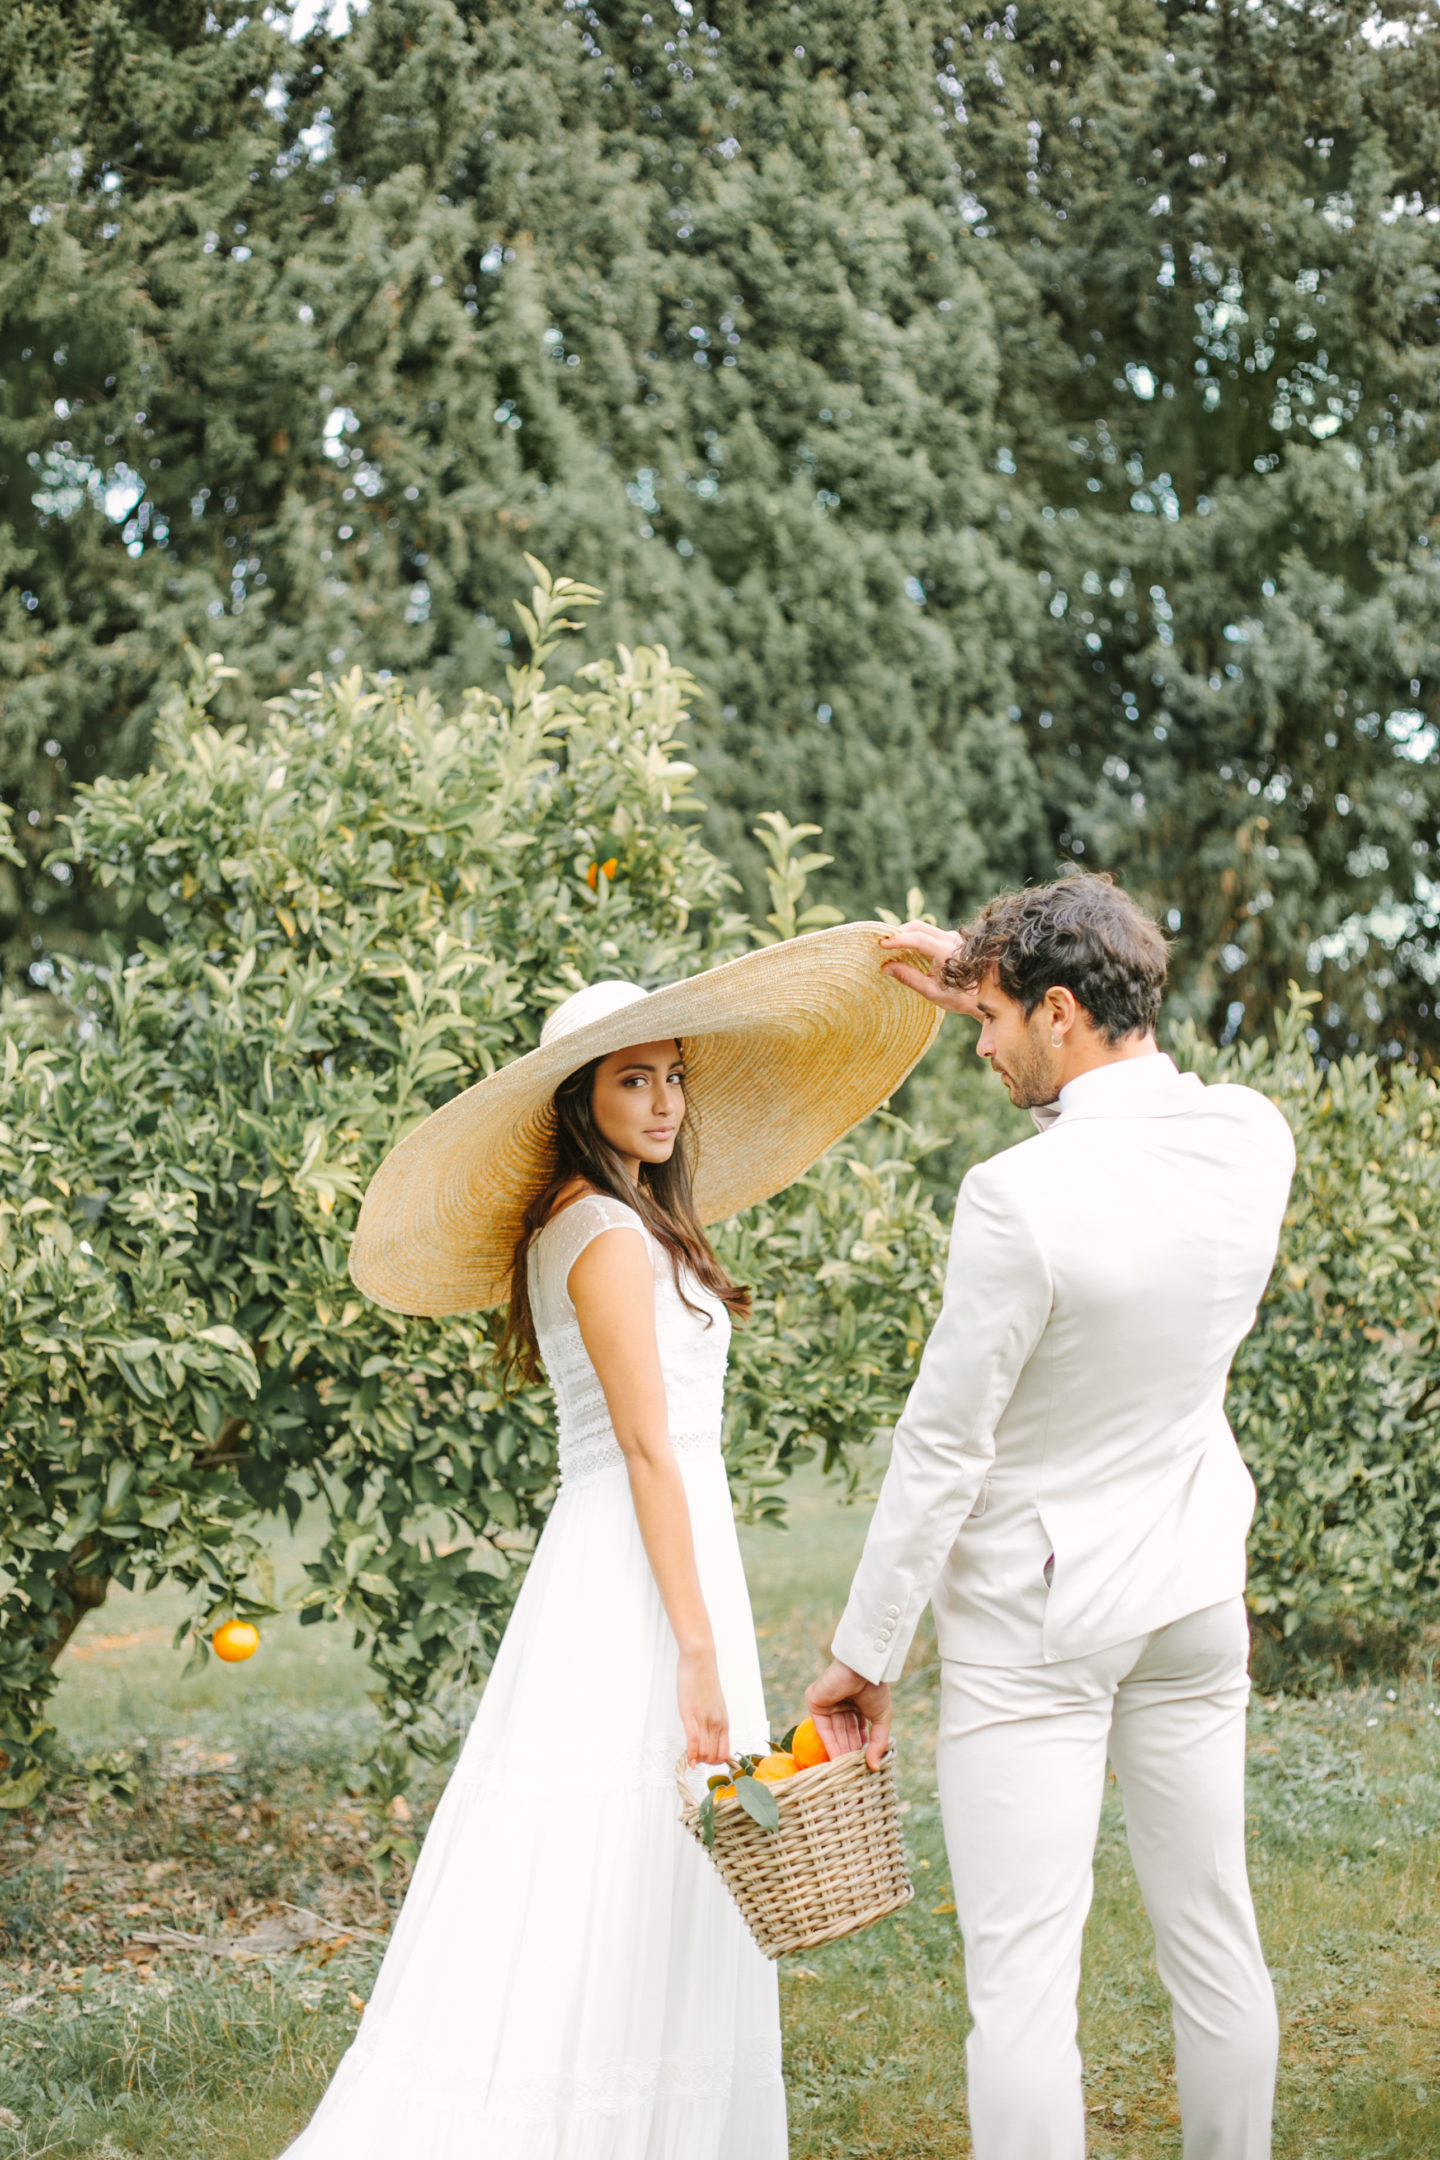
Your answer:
[937,1598,1276,2160]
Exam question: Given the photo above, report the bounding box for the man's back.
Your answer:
[832,1053,1295,1682]
[938,1055,1296,1663]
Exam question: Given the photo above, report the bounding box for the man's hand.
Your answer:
[879,921,981,1019]
[806,1660,893,1772]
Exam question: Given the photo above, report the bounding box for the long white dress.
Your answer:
[281,1193,787,2160]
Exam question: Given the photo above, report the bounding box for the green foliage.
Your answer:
[720,1119,952,1515]
[7,0,1440,1056]
[965,0,1440,1051]
[1175,993,1440,1657]
[0,563,937,1793]
[1,0,1037,984]
[749,813,845,946]
[349,1738,421,1882]
[82,1746,140,1809]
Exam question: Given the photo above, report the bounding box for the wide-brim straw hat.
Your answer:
[348,921,942,1317]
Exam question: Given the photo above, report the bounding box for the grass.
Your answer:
[2,1467,1439,2157]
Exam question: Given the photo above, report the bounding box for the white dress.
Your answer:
[281,1193,787,2160]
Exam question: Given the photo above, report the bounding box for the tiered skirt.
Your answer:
[280,1446,787,2159]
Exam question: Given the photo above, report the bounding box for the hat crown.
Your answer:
[540,979,649,1048]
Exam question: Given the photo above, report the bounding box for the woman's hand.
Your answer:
[678,1644,730,1768]
[879,921,982,1019]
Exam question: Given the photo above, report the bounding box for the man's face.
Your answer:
[974,971,1061,1108]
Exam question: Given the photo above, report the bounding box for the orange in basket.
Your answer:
[791,1719,828,1770]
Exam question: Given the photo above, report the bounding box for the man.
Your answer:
[808,874,1295,2160]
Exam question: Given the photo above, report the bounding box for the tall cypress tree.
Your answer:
[1,0,1041,976]
[1,0,338,958]
[953,0,1440,1048]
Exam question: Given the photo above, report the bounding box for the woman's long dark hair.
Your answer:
[498,1045,750,1390]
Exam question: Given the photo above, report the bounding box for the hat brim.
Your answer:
[348,921,944,1316]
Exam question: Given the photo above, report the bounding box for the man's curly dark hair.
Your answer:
[943,873,1169,1043]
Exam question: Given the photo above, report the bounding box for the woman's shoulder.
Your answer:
[529,1189,654,1323]
[533,1187,652,1276]
[540,1183,647,1235]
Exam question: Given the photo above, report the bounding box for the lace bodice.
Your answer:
[529,1194,731,1487]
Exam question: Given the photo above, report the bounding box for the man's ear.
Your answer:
[1046,986,1082,1038]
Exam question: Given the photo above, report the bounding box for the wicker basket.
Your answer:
[676,1746,913,1960]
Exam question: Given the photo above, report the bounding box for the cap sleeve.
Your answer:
[530,1194,651,1328]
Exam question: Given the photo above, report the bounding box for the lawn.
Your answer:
[2,1464,1438,2158]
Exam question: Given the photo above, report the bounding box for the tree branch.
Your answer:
[43,1540,110,1668]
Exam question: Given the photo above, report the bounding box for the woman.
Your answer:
[283,931,940,2160]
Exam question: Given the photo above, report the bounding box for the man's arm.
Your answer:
[809,1170,1052,1757]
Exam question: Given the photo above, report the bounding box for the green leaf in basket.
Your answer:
[777,1723,799,1753]
[733,1775,780,1833]
[699,1790,717,1850]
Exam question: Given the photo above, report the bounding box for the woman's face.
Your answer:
[590,1038,686,1173]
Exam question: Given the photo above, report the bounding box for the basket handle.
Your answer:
[674,1751,739,1808]
[674,1741,891,1807]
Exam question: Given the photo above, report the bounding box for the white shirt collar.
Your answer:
[1029,1051,1202,1132]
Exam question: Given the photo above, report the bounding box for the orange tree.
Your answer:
[6,563,1440,1814]
[1177,1001,1440,1665]
[0,564,948,1805]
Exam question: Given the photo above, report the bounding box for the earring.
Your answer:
[1051,1030,1063,1048]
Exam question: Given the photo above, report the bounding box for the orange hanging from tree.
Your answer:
[212,1619,260,1662]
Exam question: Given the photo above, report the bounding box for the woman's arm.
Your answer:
[568,1226,730,1767]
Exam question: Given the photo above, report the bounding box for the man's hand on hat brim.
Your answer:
[879,922,983,1019]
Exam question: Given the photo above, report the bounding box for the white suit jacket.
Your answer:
[832,1053,1295,1677]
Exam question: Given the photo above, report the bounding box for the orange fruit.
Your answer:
[712,1782,736,1802]
[752,1751,798,1783]
[585,858,619,890]
[212,1619,260,1663]
[791,1718,828,1770]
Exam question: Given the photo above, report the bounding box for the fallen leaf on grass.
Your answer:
[310,1934,357,1965]
[130,1902,379,1961]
